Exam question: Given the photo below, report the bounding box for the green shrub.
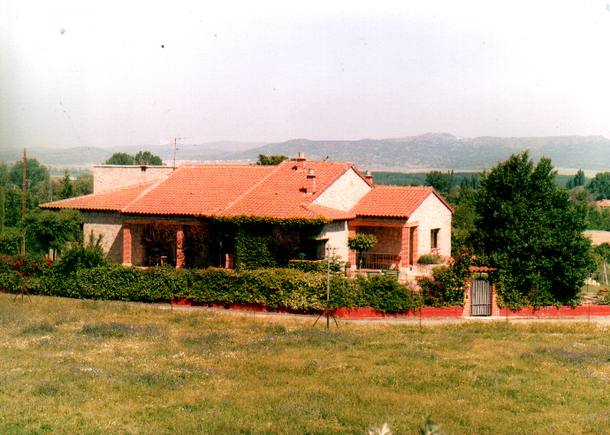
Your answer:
[235,229,275,270]
[364,274,419,313]
[419,265,467,307]
[53,233,107,274]
[0,227,20,255]
[31,263,426,314]
[417,254,443,265]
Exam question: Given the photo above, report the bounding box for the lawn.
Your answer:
[1,294,610,434]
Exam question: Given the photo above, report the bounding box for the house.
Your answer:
[40,154,453,274]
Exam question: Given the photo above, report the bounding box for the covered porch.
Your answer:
[348,218,419,272]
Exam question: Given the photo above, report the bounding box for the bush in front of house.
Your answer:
[28,261,421,314]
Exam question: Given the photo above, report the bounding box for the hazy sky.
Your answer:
[2,0,610,151]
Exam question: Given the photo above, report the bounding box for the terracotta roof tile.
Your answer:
[350,186,453,218]
[221,161,355,219]
[40,180,159,212]
[41,161,362,221]
[123,165,275,216]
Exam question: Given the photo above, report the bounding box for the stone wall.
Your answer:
[316,221,349,262]
[313,168,371,211]
[83,211,123,263]
[93,165,175,193]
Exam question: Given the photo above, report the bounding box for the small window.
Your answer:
[431,229,440,250]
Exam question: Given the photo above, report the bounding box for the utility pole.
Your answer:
[21,148,26,255]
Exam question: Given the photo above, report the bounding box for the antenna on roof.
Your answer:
[159,136,194,168]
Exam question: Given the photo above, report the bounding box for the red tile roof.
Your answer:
[350,186,453,218]
[40,161,364,221]
[40,180,159,212]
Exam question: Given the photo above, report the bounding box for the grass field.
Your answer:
[1,294,610,434]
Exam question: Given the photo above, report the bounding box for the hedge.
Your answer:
[14,262,420,314]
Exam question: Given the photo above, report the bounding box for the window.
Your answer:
[430,229,440,250]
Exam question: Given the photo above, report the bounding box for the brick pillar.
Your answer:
[122,224,132,266]
[463,281,472,317]
[411,226,419,265]
[399,225,410,268]
[176,225,185,269]
[491,283,500,316]
[347,224,357,267]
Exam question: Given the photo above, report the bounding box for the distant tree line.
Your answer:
[105,151,164,166]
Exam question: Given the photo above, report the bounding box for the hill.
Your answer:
[230,134,610,172]
[3,134,609,172]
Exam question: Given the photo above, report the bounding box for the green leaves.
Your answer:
[473,152,593,307]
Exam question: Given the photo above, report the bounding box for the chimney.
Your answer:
[306,168,316,194]
[296,151,306,170]
[365,170,373,184]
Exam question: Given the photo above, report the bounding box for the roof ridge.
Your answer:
[219,164,284,214]
[120,176,170,212]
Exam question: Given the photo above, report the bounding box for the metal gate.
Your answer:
[471,279,492,316]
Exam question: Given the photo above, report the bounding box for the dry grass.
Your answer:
[1,294,610,434]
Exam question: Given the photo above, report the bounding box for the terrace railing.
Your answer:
[360,253,399,270]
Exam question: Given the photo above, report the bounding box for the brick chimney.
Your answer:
[296,152,306,170]
[306,168,316,194]
[365,170,373,184]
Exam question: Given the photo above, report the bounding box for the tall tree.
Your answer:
[8,158,50,200]
[60,169,74,199]
[566,169,586,190]
[472,152,593,307]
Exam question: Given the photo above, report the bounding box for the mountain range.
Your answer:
[2,134,610,173]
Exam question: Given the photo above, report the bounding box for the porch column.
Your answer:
[399,225,410,268]
[176,225,185,269]
[122,224,132,266]
[347,224,357,267]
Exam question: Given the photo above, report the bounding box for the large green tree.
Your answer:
[587,172,610,199]
[8,158,50,200]
[472,152,593,308]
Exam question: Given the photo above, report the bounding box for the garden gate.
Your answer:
[470,279,492,316]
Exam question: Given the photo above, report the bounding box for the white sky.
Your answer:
[2,0,610,150]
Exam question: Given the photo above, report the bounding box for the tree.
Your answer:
[347,233,377,269]
[566,169,586,190]
[60,169,74,199]
[424,171,454,197]
[105,151,163,166]
[587,172,610,199]
[73,173,93,196]
[0,186,4,235]
[472,152,594,308]
[257,154,288,166]
[8,158,50,200]
[105,152,135,165]
[24,208,84,255]
[135,151,163,166]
